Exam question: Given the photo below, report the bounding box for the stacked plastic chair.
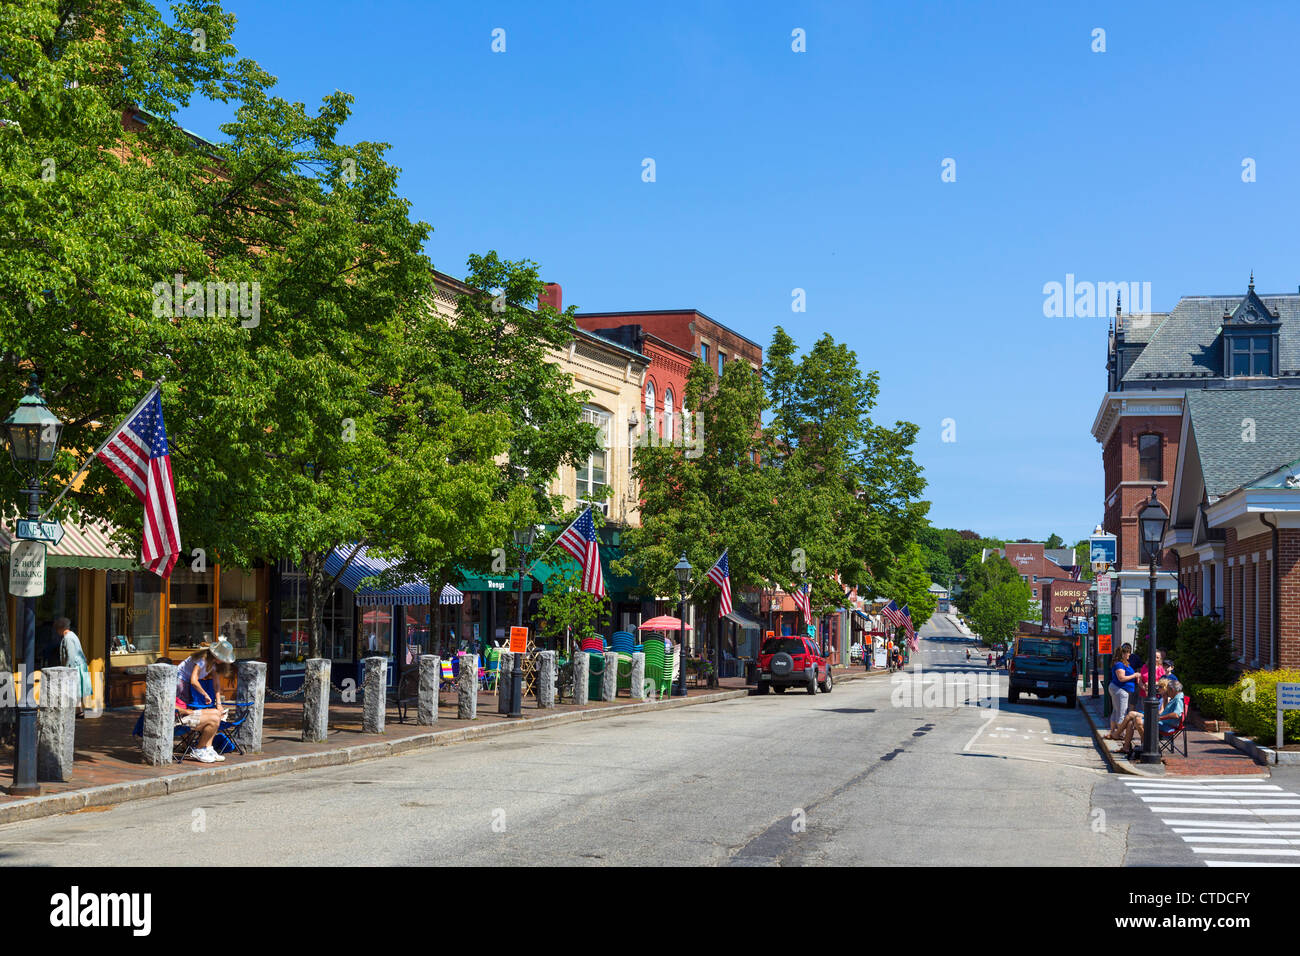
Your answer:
[610,631,635,693]
[581,635,607,699]
[642,637,671,698]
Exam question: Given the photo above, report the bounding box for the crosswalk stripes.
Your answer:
[1122,777,1300,866]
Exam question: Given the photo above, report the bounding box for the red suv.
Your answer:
[756,636,831,695]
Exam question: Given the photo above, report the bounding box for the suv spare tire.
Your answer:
[770,652,794,677]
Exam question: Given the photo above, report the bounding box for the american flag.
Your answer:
[556,507,605,598]
[792,582,811,622]
[706,549,732,617]
[97,387,180,578]
[881,600,905,629]
[901,605,915,643]
[1177,585,1198,622]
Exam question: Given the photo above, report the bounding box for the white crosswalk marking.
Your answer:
[1121,777,1300,866]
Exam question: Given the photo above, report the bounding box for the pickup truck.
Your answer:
[1007,637,1078,707]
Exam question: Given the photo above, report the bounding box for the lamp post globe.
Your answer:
[673,554,691,697]
[1137,487,1169,766]
[3,374,65,796]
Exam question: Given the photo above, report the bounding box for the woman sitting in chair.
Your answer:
[176,640,236,763]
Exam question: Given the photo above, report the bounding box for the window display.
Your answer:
[168,567,215,651]
[109,571,163,658]
[219,566,261,659]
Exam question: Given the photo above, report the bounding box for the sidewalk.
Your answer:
[1078,691,1267,777]
[0,667,885,826]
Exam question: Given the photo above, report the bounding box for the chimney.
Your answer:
[538,282,562,313]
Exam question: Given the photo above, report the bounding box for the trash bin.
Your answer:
[745,660,756,685]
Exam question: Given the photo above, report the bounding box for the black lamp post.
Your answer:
[673,554,692,697]
[1138,487,1169,766]
[2,375,64,796]
[505,525,535,718]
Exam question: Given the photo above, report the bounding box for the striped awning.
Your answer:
[325,545,429,606]
[439,583,464,606]
[0,518,138,570]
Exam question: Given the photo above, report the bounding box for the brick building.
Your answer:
[1040,578,1092,633]
[1092,278,1300,667]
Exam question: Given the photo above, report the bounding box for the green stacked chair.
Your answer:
[642,638,670,698]
[587,651,606,700]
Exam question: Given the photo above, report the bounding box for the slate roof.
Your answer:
[1184,390,1300,498]
[1123,291,1300,384]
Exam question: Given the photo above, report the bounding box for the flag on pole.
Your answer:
[792,582,811,622]
[902,605,915,643]
[556,507,605,598]
[96,386,181,578]
[706,550,732,617]
[1177,585,1198,622]
[881,600,904,629]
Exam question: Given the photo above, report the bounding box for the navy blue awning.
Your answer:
[325,546,430,606]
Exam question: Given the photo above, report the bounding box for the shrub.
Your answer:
[1224,669,1300,743]
[1173,616,1235,686]
[1185,684,1230,721]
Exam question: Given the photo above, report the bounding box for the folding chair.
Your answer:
[131,712,200,762]
[1159,695,1190,757]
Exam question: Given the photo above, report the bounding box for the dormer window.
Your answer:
[1230,335,1272,377]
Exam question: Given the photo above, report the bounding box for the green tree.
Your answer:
[954,553,1019,615]
[1045,533,1064,549]
[969,580,1031,647]
[884,541,937,629]
[536,566,608,648]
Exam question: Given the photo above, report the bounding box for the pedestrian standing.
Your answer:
[54,617,91,718]
[1107,644,1137,738]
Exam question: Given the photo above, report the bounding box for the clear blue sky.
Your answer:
[179,1,1300,542]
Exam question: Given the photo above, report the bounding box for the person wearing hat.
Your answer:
[175,641,236,763]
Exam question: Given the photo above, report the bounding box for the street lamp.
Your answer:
[2,374,64,796]
[504,525,536,718]
[673,554,692,697]
[1138,487,1169,766]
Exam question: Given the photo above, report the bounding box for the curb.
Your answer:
[1224,731,1300,766]
[0,688,750,827]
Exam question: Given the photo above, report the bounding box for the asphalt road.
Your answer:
[0,613,1288,866]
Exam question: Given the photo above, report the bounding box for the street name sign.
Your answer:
[15,519,63,546]
[9,540,46,597]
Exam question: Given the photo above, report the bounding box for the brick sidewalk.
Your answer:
[1080,692,1266,777]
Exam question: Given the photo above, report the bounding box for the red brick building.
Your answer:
[1041,578,1092,633]
[1094,278,1300,668]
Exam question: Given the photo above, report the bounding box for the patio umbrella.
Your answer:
[638,615,692,631]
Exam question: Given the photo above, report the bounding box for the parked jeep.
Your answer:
[756,636,831,695]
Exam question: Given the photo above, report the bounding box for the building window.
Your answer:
[700,343,709,365]
[644,382,656,436]
[1138,434,1161,481]
[664,389,674,443]
[578,404,610,514]
[168,566,216,652]
[218,567,261,660]
[1230,335,1272,377]
[278,560,354,669]
[718,353,725,376]
[109,571,163,660]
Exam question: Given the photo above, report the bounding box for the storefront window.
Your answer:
[219,567,261,659]
[404,605,431,662]
[109,571,163,659]
[278,561,354,667]
[168,567,215,652]
[359,605,393,656]
[34,569,79,669]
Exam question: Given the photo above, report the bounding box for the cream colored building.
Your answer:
[430,271,648,528]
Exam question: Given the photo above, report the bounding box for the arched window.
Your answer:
[644,381,656,436]
[1138,433,1161,481]
[664,389,674,443]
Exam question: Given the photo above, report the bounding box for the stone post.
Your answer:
[418,655,440,725]
[602,651,619,702]
[536,651,556,709]
[234,660,266,753]
[631,652,646,701]
[573,652,590,706]
[37,666,76,781]
[457,653,478,719]
[362,656,387,734]
[497,652,514,715]
[142,662,178,766]
[301,658,331,742]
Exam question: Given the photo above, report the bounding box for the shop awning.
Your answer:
[439,583,464,606]
[325,546,430,606]
[0,519,139,570]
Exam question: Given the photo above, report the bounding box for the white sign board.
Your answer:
[9,540,46,597]
[1278,683,1300,711]
[873,650,887,668]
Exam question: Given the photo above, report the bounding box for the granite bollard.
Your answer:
[142,662,179,766]
[418,655,440,725]
[302,658,331,742]
[37,666,76,781]
[458,653,478,719]
[537,651,556,708]
[362,656,387,734]
[234,660,266,753]
[497,652,514,714]
[631,652,646,701]
[602,651,619,701]
[572,652,590,705]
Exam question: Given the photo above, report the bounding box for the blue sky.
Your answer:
[179,1,1300,541]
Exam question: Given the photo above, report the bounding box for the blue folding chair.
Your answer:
[185,678,254,756]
